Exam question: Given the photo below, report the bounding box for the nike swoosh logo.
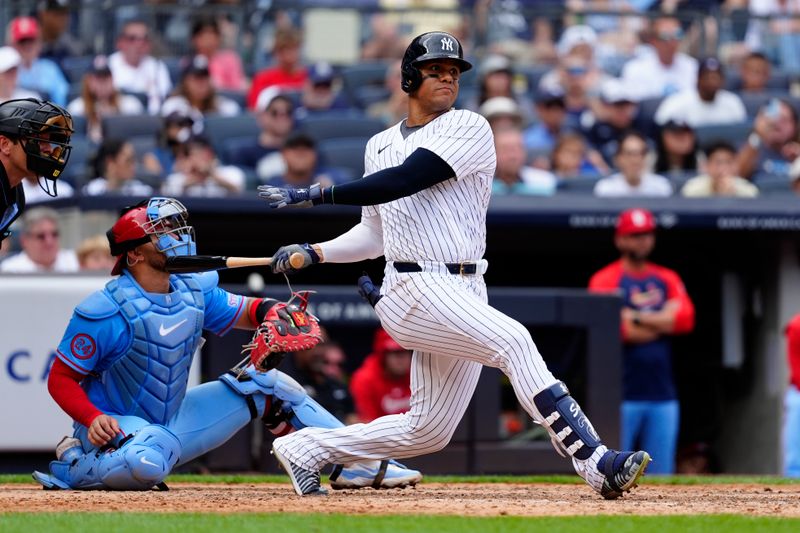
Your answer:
[159,318,188,337]
[378,144,391,154]
[140,456,159,468]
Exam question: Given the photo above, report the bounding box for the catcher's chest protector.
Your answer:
[101,274,205,424]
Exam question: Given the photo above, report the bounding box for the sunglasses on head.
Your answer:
[657,30,683,41]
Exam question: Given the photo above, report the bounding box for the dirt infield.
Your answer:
[3,482,800,516]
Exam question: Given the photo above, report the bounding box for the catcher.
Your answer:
[32,197,421,491]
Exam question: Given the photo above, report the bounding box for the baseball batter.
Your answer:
[259,32,651,498]
[32,197,420,491]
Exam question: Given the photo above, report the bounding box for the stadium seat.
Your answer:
[352,86,391,109]
[101,114,162,139]
[725,71,791,92]
[61,135,92,187]
[754,176,792,195]
[59,55,94,83]
[317,137,369,178]
[217,89,247,109]
[694,122,752,148]
[519,65,551,94]
[161,56,182,84]
[70,115,87,136]
[341,62,389,107]
[740,93,773,118]
[298,115,384,142]
[202,113,260,153]
[556,175,600,194]
[633,96,665,139]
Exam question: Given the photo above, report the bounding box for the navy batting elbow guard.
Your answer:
[358,273,382,307]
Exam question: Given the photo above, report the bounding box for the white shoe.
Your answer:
[330,460,422,490]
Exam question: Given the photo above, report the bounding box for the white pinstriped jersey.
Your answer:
[362,109,496,263]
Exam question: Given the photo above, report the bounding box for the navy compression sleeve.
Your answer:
[320,148,454,206]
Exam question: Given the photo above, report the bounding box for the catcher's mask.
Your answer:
[107,197,196,275]
[0,98,74,198]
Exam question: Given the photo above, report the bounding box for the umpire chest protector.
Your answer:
[100,272,205,424]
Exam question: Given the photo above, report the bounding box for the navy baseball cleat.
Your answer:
[329,460,422,490]
[598,450,651,500]
[272,446,328,496]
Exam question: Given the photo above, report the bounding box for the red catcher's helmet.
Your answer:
[107,204,150,275]
[616,208,656,237]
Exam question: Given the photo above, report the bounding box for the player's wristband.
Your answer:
[250,298,279,325]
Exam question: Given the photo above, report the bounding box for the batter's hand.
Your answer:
[88,414,121,447]
[258,183,322,209]
[271,243,320,273]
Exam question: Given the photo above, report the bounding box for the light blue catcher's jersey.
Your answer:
[56,271,245,425]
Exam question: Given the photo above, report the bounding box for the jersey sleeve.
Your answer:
[660,267,695,334]
[56,312,129,376]
[200,273,246,335]
[362,137,380,218]
[419,111,496,180]
[588,263,623,293]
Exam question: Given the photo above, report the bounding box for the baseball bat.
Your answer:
[165,253,305,273]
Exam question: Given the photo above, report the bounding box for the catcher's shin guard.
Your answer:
[533,381,602,461]
[220,366,343,431]
[36,425,180,490]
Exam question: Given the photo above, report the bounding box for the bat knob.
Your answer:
[288,252,306,269]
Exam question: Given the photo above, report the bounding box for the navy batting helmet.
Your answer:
[400,31,472,94]
[0,98,73,181]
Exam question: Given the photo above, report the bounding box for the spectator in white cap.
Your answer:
[654,57,746,129]
[8,16,69,106]
[225,87,296,180]
[468,54,533,125]
[67,55,145,143]
[620,15,698,101]
[581,78,638,168]
[0,46,40,103]
[479,96,524,133]
[540,27,608,127]
[160,55,241,131]
[294,61,351,121]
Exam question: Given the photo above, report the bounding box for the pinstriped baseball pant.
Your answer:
[274,266,607,490]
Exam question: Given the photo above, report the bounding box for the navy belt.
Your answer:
[393,261,478,275]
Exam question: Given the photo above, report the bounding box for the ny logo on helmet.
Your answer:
[441,37,454,51]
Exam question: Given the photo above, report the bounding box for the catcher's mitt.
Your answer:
[244,291,322,372]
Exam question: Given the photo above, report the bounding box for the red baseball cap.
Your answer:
[106,205,150,275]
[373,328,405,355]
[10,17,40,43]
[616,208,656,236]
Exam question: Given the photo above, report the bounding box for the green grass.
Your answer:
[0,513,799,533]
[3,473,800,485]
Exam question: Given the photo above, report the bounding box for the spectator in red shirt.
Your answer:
[588,208,695,474]
[784,313,800,477]
[350,328,412,422]
[247,27,306,109]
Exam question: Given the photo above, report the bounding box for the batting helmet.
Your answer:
[616,208,656,236]
[0,98,73,181]
[400,31,472,94]
[107,197,196,275]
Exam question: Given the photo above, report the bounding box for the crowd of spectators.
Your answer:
[0,2,797,206]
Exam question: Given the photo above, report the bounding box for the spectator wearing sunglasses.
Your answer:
[0,206,78,273]
[108,20,172,114]
[620,16,698,101]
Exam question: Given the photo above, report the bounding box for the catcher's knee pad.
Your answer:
[99,425,181,490]
[533,381,602,461]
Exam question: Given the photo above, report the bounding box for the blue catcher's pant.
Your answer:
[40,368,344,489]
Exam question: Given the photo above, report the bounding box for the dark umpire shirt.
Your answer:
[0,163,25,243]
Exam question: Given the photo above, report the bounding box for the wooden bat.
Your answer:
[165,253,305,273]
